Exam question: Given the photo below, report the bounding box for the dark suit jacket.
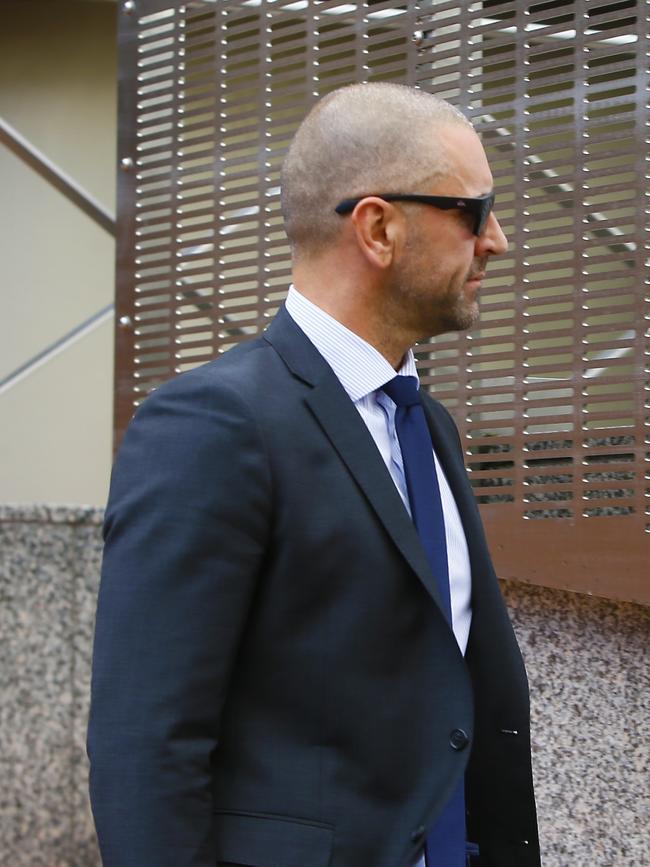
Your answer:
[88,306,540,867]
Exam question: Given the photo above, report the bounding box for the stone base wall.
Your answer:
[0,505,647,866]
[501,581,648,867]
[1,506,102,867]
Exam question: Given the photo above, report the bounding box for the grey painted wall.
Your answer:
[1,1,117,506]
[0,505,647,866]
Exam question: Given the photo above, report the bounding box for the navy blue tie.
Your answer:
[381,376,467,867]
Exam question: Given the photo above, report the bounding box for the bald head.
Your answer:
[281,83,473,258]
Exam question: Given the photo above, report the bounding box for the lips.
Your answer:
[467,272,485,283]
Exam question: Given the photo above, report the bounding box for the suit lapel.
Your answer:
[264,307,444,609]
[305,376,445,608]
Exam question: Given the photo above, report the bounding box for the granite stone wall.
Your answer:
[501,581,649,867]
[0,505,648,867]
[0,506,103,867]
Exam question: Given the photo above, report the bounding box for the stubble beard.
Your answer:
[439,256,488,333]
[391,211,487,338]
[440,279,480,333]
[394,261,481,341]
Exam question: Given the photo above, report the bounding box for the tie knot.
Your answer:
[381,375,420,408]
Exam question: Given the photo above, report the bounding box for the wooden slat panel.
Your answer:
[115,0,649,604]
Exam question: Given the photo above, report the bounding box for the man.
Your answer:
[88,83,540,867]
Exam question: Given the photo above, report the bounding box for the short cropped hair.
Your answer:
[281,83,472,257]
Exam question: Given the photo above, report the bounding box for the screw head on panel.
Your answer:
[123,0,136,14]
[119,315,133,328]
[120,157,134,171]
[412,30,424,46]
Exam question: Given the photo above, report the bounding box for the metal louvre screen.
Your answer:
[115,0,649,604]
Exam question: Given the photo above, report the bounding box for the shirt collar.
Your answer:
[285,285,418,402]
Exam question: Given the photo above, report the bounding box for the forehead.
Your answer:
[433,124,494,195]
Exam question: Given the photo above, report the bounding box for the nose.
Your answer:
[477,210,508,256]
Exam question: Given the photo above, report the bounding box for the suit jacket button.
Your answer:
[410,824,426,842]
[449,728,469,751]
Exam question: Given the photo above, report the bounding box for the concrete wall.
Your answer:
[1,505,647,867]
[0,0,117,506]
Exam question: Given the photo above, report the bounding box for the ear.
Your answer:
[349,197,404,270]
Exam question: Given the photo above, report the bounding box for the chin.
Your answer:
[442,305,479,333]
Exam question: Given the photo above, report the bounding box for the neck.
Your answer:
[292,262,413,370]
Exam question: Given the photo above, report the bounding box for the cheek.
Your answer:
[445,259,471,288]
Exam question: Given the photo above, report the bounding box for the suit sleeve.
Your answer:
[87,371,271,867]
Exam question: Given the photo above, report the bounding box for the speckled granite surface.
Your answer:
[0,506,103,867]
[0,505,648,866]
[502,581,649,867]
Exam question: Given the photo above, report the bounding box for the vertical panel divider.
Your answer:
[452,6,474,453]
[170,8,185,380]
[214,0,225,361]
[260,0,272,337]
[574,0,588,520]
[114,1,141,448]
[512,2,530,522]
[635,0,650,528]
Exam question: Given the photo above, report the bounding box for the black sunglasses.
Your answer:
[334,192,496,237]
